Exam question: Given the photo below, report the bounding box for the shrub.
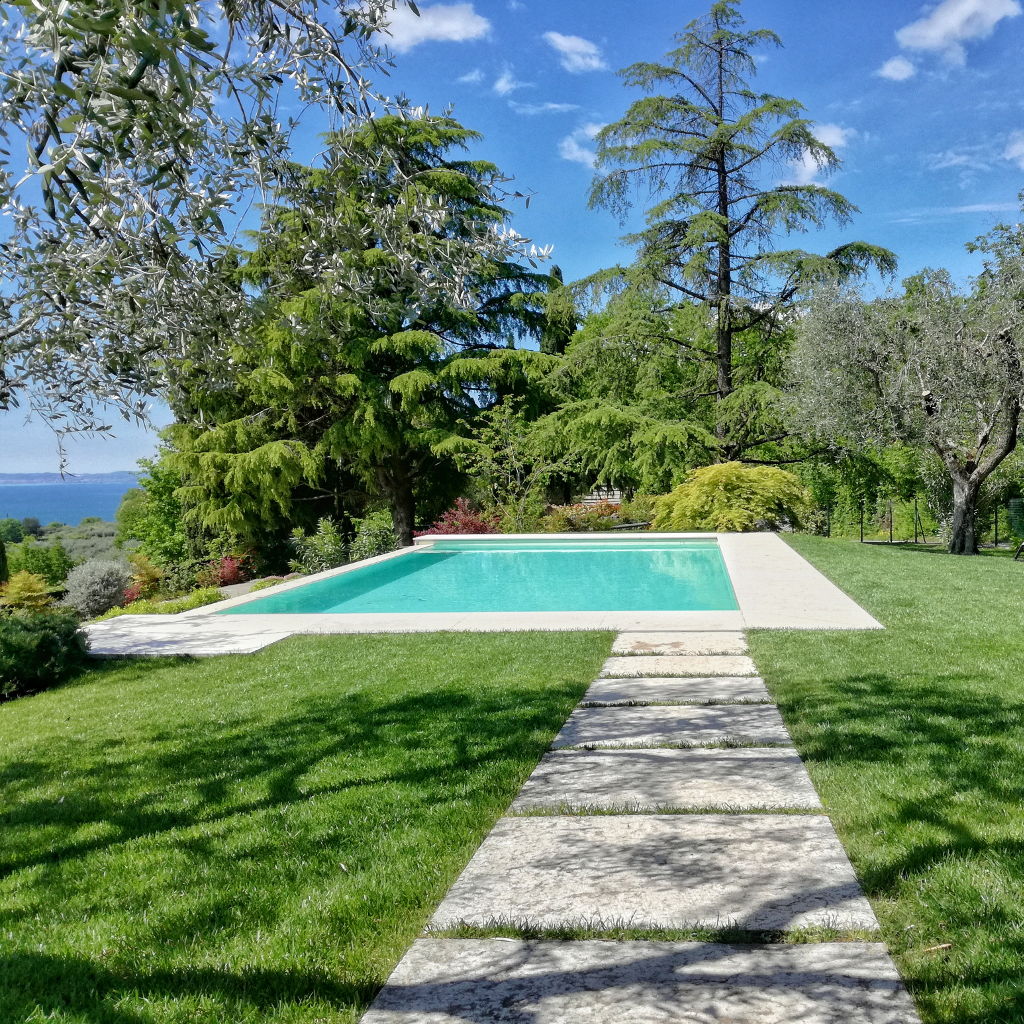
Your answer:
[652,462,811,532]
[541,501,624,533]
[248,576,289,592]
[60,559,133,618]
[196,554,250,588]
[416,499,501,536]
[0,610,90,701]
[7,538,76,586]
[289,518,348,574]
[94,588,225,620]
[128,552,164,598]
[350,510,397,561]
[0,539,7,584]
[0,570,54,611]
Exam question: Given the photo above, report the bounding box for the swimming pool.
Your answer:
[221,538,738,615]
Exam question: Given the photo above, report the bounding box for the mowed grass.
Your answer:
[748,537,1024,1024]
[0,631,611,1023]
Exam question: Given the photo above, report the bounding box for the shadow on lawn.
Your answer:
[777,668,1024,1023]
[0,950,375,1024]
[0,654,587,1020]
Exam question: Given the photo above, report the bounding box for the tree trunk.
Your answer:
[948,475,981,555]
[379,461,416,547]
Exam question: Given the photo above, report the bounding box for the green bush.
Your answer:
[652,462,810,532]
[93,588,225,620]
[7,537,75,586]
[0,610,90,701]
[248,576,292,592]
[541,501,625,532]
[289,518,348,574]
[350,510,396,562]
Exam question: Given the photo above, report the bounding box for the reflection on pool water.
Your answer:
[222,538,738,615]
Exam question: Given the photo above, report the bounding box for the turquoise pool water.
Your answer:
[222,539,738,615]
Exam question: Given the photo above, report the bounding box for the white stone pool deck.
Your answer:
[85,532,880,657]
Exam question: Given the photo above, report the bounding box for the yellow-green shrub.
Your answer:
[652,462,810,532]
[0,571,54,611]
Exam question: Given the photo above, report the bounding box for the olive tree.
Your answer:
[790,225,1024,555]
[0,1,538,447]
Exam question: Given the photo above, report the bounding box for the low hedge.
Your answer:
[0,610,90,701]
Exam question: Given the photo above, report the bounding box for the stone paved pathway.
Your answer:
[361,631,921,1023]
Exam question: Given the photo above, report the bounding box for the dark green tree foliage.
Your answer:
[585,0,895,462]
[169,116,554,547]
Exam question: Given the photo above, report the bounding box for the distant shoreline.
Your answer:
[0,472,138,487]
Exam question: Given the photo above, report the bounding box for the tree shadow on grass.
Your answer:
[0,651,591,1021]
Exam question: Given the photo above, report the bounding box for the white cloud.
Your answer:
[894,0,1021,65]
[927,145,992,173]
[558,122,604,167]
[876,56,917,81]
[787,124,856,185]
[891,201,1019,222]
[493,67,529,95]
[382,3,490,54]
[542,31,608,73]
[508,0,526,9]
[457,68,484,84]
[1004,130,1024,168]
[509,100,579,115]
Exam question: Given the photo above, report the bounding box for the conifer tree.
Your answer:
[588,0,896,458]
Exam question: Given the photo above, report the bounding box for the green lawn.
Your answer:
[749,536,1024,1024]
[0,631,611,1023]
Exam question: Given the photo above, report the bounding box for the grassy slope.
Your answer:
[749,537,1024,1024]
[0,632,611,1023]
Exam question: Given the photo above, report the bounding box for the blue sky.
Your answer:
[5,0,1024,473]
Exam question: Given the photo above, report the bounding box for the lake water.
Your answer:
[0,481,137,525]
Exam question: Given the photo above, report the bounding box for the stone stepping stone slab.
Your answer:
[552,704,791,749]
[86,623,292,657]
[429,815,878,932]
[511,748,822,812]
[612,630,748,656]
[581,676,770,706]
[601,655,758,678]
[361,939,920,1023]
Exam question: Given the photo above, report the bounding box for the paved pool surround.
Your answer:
[85,532,881,657]
[206,531,879,631]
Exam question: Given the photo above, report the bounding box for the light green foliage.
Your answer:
[541,501,627,533]
[37,519,118,563]
[0,571,54,611]
[0,0,430,435]
[247,577,292,592]
[790,224,1024,554]
[115,456,191,569]
[60,560,132,618]
[652,461,810,532]
[5,539,74,587]
[0,632,610,1021]
[289,519,349,575]
[350,511,398,562]
[127,552,164,599]
[94,588,224,620]
[437,403,570,533]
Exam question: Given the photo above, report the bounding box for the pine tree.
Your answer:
[589,0,896,458]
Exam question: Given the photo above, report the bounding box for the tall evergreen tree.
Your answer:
[588,0,896,458]
[169,115,554,548]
